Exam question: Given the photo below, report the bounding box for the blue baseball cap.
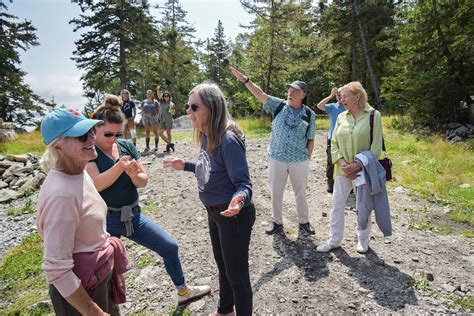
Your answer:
[40,108,103,145]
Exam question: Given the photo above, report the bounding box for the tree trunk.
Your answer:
[353,0,382,107]
[119,1,127,89]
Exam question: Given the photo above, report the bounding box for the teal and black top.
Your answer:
[93,139,140,208]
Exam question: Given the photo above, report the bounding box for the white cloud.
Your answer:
[24,74,87,111]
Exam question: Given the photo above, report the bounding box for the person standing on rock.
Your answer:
[315,87,346,193]
[85,95,211,306]
[37,108,129,315]
[230,66,316,236]
[317,81,387,254]
[140,90,160,152]
[163,82,255,316]
[156,85,176,152]
[119,89,137,147]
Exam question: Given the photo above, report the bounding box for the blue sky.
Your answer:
[8,0,254,110]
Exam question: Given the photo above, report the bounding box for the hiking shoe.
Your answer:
[265,222,283,235]
[299,222,315,235]
[316,240,341,253]
[177,285,211,305]
[356,239,369,253]
[144,147,150,152]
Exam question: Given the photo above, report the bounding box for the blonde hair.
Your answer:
[342,81,368,109]
[40,137,65,174]
[189,82,244,153]
[120,89,131,99]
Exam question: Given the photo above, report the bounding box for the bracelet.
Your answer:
[243,77,250,84]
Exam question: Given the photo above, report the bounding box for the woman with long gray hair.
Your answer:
[164,82,255,316]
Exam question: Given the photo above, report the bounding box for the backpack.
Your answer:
[273,100,312,136]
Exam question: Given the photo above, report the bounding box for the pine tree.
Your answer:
[70,0,159,105]
[0,3,53,126]
[204,20,231,88]
[156,0,198,114]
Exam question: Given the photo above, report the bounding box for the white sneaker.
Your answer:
[316,240,341,253]
[177,285,211,305]
[356,239,369,253]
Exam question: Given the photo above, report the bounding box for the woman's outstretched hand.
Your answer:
[229,66,247,82]
[163,157,185,171]
[220,194,245,217]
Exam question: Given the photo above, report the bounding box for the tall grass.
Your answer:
[0,131,46,155]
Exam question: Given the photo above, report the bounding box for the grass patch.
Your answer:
[135,127,193,143]
[136,253,155,269]
[236,117,271,137]
[408,278,432,291]
[0,130,46,156]
[6,198,35,216]
[453,296,474,312]
[385,122,474,227]
[141,199,159,215]
[0,233,50,314]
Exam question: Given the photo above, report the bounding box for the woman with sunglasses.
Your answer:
[230,66,317,237]
[164,83,255,316]
[86,95,211,307]
[37,108,129,315]
[156,85,176,152]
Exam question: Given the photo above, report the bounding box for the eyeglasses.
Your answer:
[77,129,95,142]
[185,103,199,112]
[103,132,123,138]
[163,94,170,98]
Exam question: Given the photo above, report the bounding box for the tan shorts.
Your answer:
[126,117,135,129]
[142,113,159,126]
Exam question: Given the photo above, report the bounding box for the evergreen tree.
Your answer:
[204,20,231,88]
[382,0,474,125]
[70,0,159,105]
[0,3,53,126]
[156,0,199,114]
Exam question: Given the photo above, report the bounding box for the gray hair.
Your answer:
[189,82,244,153]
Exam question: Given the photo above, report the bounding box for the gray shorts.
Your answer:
[159,118,173,130]
[142,113,159,126]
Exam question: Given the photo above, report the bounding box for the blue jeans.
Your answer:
[107,206,185,287]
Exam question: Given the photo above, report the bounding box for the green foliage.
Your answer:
[381,1,474,126]
[0,130,46,155]
[70,0,159,110]
[136,252,155,269]
[6,198,35,216]
[0,233,50,314]
[236,117,271,137]
[408,277,432,291]
[0,3,54,126]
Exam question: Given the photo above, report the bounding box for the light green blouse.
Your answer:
[331,103,383,177]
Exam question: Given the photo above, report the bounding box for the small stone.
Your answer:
[0,180,7,189]
[393,259,402,264]
[322,212,327,217]
[441,284,456,293]
[302,294,309,299]
[426,273,434,281]
[292,299,298,303]
[412,257,420,262]
[279,297,286,303]
[0,189,18,203]
[458,183,470,189]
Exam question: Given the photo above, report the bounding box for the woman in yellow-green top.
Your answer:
[317,81,383,254]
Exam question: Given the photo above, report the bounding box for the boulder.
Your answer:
[0,189,18,203]
[0,129,17,142]
[18,172,45,196]
[0,180,8,189]
[0,160,24,169]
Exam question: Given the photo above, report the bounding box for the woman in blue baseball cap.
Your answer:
[37,108,129,315]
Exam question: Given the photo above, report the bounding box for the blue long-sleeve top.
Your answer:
[183,130,253,208]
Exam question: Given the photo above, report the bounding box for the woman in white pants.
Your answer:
[317,81,383,253]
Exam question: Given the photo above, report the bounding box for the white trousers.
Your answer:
[268,157,310,225]
[329,175,372,243]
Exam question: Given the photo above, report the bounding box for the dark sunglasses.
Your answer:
[103,132,123,138]
[163,94,170,98]
[77,129,95,142]
[185,103,199,112]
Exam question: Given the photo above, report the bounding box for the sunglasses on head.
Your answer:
[103,132,123,138]
[185,103,199,112]
[77,129,95,142]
